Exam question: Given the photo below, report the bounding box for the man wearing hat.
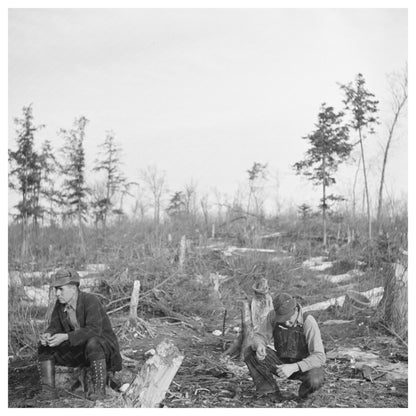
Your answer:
[244,292,325,400]
[37,268,122,400]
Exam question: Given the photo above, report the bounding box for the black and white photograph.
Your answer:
[6,1,411,410]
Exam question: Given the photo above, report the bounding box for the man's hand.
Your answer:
[255,344,267,361]
[276,363,299,378]
[47,333,68,347]
[39,333,51,346]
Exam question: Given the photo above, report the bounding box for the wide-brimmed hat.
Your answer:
[51,268,80,287]
[272,293,297,323]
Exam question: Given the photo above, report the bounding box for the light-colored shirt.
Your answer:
[252,306,326,372]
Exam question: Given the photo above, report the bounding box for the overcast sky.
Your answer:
[8,7,408,215]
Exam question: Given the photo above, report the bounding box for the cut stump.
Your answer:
[122,339,184,408]
[223,278,274,360]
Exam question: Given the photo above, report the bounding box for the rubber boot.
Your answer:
[38,359,58,400]
[89,359,107,400]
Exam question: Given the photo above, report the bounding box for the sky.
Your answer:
[7,6,408,216]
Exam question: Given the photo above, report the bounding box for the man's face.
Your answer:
[55,284,77,304]
[281,310,299,328]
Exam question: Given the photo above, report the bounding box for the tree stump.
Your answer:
[129,280,141,326]
[223,278,274,360]
[377,261,408,339]
[122,340,184,408]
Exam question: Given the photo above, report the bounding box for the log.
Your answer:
[122,340,184,408]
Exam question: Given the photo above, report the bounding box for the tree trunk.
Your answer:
[123,340,184,408]
[358,130,372,240]
[377,108,407,225]
[378,261,408,339]
[239,300,254,361]
[224,279,274,360]
[322,178,327,249]
[129,280,141,325]
[351,155,361,243]
[77,210,87,258]
[178,235,187,271]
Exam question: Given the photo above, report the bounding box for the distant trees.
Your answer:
[166,191,186,218]
[93,131,127,231]
[246,162,268,216]
[59,116,90,258]
[340,74,379,240]
[294,103,351,248]
[8,104,44,257]
[38,139,60,226]
[141,165,167,227]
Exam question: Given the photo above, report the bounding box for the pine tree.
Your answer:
[340,73,379,240]
[8,104,44,258]
[38,140,60,226]
[294,103,351,248]
[60,116,90,258]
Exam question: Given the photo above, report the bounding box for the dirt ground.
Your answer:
[8,252,408,408]
[8,306,408,408]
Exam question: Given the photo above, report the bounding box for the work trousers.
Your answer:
[38,336,110,368]
[244,346,324,398]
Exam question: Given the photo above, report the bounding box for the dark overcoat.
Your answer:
[47,290,122,371]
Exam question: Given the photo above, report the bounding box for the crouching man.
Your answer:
[38,268,122,401]
[244,293,325,400]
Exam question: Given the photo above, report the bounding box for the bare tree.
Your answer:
[246,162,268,216]
[93,131,126,231]
[377,66,408,224]
[183,180,198,217]
[140,165,167,227]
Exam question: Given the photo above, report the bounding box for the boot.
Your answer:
[38,359,58,400]
[89,359,107,400]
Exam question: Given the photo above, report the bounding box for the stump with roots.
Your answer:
[223,278,274,360]
[376,261,408,340]
[120,279,155,339]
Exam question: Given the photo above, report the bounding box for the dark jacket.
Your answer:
[47,291,122,371]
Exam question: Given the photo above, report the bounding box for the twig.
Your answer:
[379,322,408,348]
[106,296,131,309]
[107,304,130,315]
[63,389,94,402]
[222,309,227,336]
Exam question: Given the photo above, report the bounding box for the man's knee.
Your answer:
[85,337,102,353]
[85,337,105,362]
[305,367,324,389]
[243,346,256,362]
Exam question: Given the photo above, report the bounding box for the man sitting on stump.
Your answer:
[38,268,122,400]
[244,292,325,401]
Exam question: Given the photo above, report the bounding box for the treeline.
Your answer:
[9,70,407,262]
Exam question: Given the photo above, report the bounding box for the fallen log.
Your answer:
[123,340,184,407]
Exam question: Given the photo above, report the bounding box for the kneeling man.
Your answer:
[244,292,325,400]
